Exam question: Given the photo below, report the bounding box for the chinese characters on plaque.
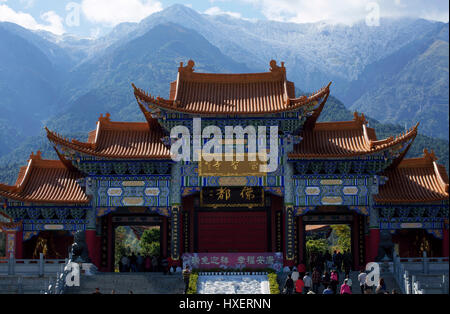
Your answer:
[182,253,283,271]
[200,187,264,208]
[198,153,268,177]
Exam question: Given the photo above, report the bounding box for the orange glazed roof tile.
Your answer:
[0,151,89,204]
[45,113,171,159]
[375,149,449,203]
[289,112,418,158]
[133,60,332,115]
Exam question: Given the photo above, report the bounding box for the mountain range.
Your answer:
[0,4,448,183]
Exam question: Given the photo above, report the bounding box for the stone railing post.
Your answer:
[442,274,448,294]
[422,251,429,274]
[54,271,61,294]
[404,270,410,294]
[8,253,15,275]
[17,275,23,294]
[39,253,44,277]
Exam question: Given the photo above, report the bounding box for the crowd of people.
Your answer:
[283,250,396,295]
[118,253,171,274]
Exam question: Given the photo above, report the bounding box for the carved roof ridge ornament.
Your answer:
[179,60,195,75]
[29,150,42,161]
[353,112,367,126]
[423,148,438,162]
[269,60,286,75]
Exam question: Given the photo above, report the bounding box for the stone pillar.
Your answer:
[443,228,449,257]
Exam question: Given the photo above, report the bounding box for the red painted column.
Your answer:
[270,196,277,252]
[368,229,380,262]
[95,235,101,267]
[85,230,97,265]
[15,230,23,259]
[442,228,449,257]
[190,201,194,253]
[365,234,370,265]
[106,215,113,272]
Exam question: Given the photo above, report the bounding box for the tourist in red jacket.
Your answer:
[297,261,306,278]
[295,277,305,294]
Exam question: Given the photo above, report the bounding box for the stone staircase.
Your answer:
[278,271,401,294]
[410,273,448,294]
[65,273,185,294]
[348,271,401,294]
[0,275,52,294]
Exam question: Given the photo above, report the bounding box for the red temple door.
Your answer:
[197,211,268,253]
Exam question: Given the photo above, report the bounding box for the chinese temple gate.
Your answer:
[0,60,448,271]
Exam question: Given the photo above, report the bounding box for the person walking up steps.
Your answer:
[283,273,295,295]
[312,268,321,294]
[340,279,352,295]
[323,285,333,294]
[291,267,299,282]
[303,272,312,294]
[322,271,330,291]
[358,268,367,294]
[295,275,305,294]
[182,265,191,294]
[330,270,339,294]
[345,274,353,292]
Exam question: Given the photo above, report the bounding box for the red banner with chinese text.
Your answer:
[182,252,283,271]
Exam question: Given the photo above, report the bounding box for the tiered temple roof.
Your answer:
[0,151,88,204]
[289,112,418,158]
[0,60,447,206]
[46,113,171,159]
[133,60,331,115]
[375,149,449,204]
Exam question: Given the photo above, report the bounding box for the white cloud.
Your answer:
[0,4,65,34]
[81,0,163,26]
[204,6,242,19]
[244,0,449,24]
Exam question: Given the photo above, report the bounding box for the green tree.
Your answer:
[330,225,351,253]
[306,238,329,255]
[140,227,161,256]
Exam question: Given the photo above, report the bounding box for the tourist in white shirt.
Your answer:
[303,272,313,294]
[358,268,367,294]
[291,267,300,282]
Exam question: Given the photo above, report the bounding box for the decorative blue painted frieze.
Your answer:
[376,203,448,230]
[22,219,86,232]
[150,111,316,136]
[88,175,172,208]
[3,206,89,221]
[292,174,380,211]
[290,158,393,175]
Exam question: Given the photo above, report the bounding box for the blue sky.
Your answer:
[0,0,448,37]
